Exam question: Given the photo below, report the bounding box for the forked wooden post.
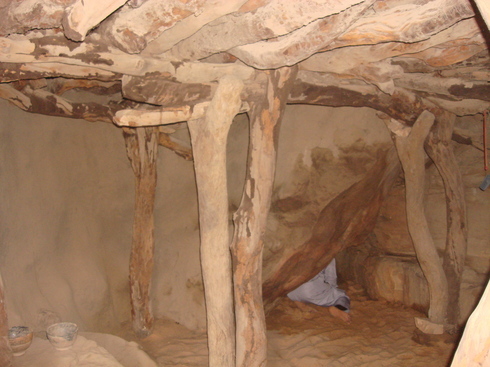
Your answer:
[425,112,467,327]
[123,126,159,337]
[385,111,448,325]
[231,66,297,367]
[187,75,244,367]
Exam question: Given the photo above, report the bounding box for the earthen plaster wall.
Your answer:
[1,98,488,333]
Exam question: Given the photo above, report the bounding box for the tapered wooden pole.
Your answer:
[385,111,448,325]
[123,126,159,337]
[231,66,297,367]
[425,112,467,326]
[187,75,244,367]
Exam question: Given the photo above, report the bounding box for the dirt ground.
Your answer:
[120,282,459,367]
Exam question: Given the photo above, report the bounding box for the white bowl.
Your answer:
[46,322,79,351]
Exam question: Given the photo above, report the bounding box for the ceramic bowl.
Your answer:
[8,326,33,356]
[46,322,78,351]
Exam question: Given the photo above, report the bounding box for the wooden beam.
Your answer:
[0,84,127,123]
[0,33,254,81]
[158,133,193,161]
[166,0,364,61]
[0,0,68,37]
[231,66,297,367]
[123,126,159,337]
[229,0,474,69]
[45,78,121,96]
[62,0,127,42]
[0,62,121,83]
[385,111,448,326]
[122,75,216,106]
[114,101,250,127]
[473,0,490,29]
[299,18,483,74]
[100,0,208,54]
[326,0,475,50]
[141,0,249,55]
[187,75,244,367]
[229,1,376,69]
[288,78,490,122]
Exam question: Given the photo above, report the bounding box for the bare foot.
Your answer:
[328,306,351,324]
[293,301,318,313]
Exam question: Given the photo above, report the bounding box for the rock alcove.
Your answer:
[0,0,489,366]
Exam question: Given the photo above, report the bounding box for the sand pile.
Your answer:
[125,282,458,367]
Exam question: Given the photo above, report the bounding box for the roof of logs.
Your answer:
[0,0,489,152]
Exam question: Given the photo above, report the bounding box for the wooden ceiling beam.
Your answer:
[62,0,127,42]
[165,0,365,61]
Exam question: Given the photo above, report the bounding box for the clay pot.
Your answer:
[46,322,78,351]
[8,326,33,356]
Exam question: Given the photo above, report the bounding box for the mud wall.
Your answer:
[1,97,488,333]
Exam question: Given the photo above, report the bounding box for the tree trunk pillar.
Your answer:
[425,112,467,327]
[232,66,297,367]
[385,111,448,325]
[123,126,159,337]
[187,75,244,367]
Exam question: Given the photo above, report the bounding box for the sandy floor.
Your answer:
[119,282,459,367]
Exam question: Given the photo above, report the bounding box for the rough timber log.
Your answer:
[385,111,448,326]
[425,112,468,327]
[0,84,127,123]
[473,0,490,28]
[0,273,12,366]
[231,66,297,367]
[0,0,69,36]
[229,0,473,69]
[140,0,249,55]
[228,1,375,69]
[158,133,193,161]
[62,0,127,42]
[166,0,364,61]
[451,279,490,366]
[123,126,159,337]
[0,33,254,81]
[288,79,490,121]
[263,147,401,308]
[187,75,244,367]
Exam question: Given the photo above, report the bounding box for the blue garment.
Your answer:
[287,259,350,311]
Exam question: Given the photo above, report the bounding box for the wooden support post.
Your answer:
[231,66,297,367]
[451,279,490,366]
[123,126,159,337]
[385,111,448,325]
[425,113,468,327]
[0,273,12,366]
[187,75,244,367]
